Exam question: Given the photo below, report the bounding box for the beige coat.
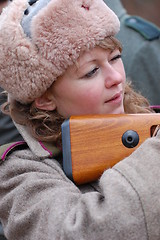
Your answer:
[0,124,160,240]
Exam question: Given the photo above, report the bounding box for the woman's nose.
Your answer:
[104,65,123,88]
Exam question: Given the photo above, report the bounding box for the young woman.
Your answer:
[0,0,159,240]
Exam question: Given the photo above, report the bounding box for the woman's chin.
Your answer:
[110,107,125,114]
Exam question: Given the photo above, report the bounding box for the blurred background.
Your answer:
[121,0,160,27]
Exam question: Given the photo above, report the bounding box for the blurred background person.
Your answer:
[104,0,160,105]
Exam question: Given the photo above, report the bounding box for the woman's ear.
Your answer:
[34,92,56,111]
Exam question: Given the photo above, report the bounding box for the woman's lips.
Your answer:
[105,92,123,104]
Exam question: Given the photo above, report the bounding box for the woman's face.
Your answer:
[41,46,126,118]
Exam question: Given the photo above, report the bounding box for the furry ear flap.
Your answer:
[0,0,55,104]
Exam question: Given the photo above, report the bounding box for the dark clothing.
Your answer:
[0,87,22,145]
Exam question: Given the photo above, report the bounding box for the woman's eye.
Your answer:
[110,54,122,62]
[84,67,99,78]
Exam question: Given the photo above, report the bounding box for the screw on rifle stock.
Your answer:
[122,130,139,148]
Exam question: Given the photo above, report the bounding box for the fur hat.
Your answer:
[0,0,120,104]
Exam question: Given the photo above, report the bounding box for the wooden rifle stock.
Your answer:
[61,113,160,185]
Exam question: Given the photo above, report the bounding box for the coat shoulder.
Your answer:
[124,16,160,41]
